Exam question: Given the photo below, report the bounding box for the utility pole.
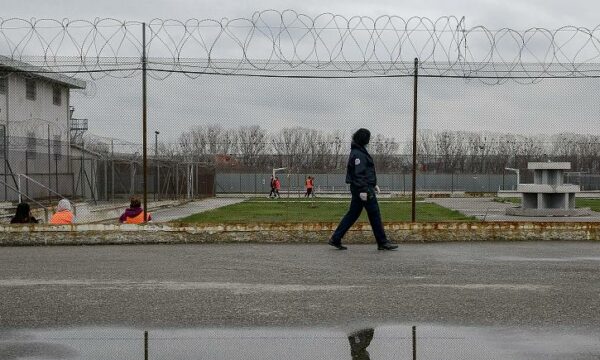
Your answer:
[411,58,419,222]
[154,130,159,201]
[142,22,148,222]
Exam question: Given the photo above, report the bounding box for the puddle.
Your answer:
[1,325,599,359]
[494,256,600,262]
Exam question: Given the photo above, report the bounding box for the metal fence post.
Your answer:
[142,22,148,222]
[17,174,21,203]
[47,124,51,200]
[411,57,419,222]
[412,325,417,360]
[144,330,148,360]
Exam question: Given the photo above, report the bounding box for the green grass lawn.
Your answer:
[179,197,474,223]
[574,199,600,211]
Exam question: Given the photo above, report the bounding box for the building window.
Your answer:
[26,79,36,100]
[0,76,7,95]
[53,84,61,106]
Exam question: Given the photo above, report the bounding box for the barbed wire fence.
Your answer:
[1,10,600,81]
[1,10,600,221]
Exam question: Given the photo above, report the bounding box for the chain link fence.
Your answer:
[1,13,600,223]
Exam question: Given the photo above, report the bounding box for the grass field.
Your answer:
[179,197,475,223]
[574,199,600,212]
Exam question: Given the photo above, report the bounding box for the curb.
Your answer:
[1,222,600,246]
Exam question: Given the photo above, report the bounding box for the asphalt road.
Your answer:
[1,242,600,329]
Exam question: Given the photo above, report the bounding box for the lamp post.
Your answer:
[154,130,159,201]
[505,167,520,190]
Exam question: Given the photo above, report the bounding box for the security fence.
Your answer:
[215,172,518,194]
[0,12,600,223]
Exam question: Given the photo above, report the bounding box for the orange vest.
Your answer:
[124,212,151,224]
[305,179,313,188]
[49,211,74,225]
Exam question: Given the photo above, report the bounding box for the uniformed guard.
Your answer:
[328,128,398,250]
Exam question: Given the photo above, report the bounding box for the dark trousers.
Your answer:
[331,188,388,245]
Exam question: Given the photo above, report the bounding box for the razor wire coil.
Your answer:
[0,10,600,83]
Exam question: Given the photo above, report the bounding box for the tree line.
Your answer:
[86,125,600,174]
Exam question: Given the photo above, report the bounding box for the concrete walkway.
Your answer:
[427,197,600,222]
[150,198,246,222]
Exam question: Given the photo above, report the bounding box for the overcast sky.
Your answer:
[5,0,600,146]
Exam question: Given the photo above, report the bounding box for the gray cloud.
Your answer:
[7,0,600,145]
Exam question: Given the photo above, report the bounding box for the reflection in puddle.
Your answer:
[348,328,374,360]
[1,325,599,359]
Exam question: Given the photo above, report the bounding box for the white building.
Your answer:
[0,56,92,201]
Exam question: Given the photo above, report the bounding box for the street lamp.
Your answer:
[154,130,160,201]
[505,167,520,190]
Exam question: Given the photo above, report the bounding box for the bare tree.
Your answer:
[237,125,268,168]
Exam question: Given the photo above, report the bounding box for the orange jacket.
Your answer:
[49,210,74,225]
[123,211,152,224]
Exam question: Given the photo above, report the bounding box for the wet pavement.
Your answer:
[427,197,600,221]
[149,198,246,222]
[1,242,600,330]
[1,325,599,359]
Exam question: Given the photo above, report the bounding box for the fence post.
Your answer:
[55,155,59,197]
[412,325,417,360]
[17,174,21,203]
[175,163,179,198]
[111,160,115,201]
[142,22,148,222]
[47,124,51,200]
[144,330,148,360]
[411,57,419,222]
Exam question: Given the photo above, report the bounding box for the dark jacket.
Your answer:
[345,141,377,192]
[10,216,38,224]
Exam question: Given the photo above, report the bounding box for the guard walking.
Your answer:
[328,128,398,250]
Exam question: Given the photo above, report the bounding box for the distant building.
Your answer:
[0,56,92,201]
[214,153,240,168]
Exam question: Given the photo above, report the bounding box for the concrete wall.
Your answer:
[1,222,599,246]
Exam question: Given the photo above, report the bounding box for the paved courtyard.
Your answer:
[427,197,600,221]
[1,242,599,329]
[2,242,600,359]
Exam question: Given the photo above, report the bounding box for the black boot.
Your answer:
[328,239,348,250]
[377,242,398,250]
